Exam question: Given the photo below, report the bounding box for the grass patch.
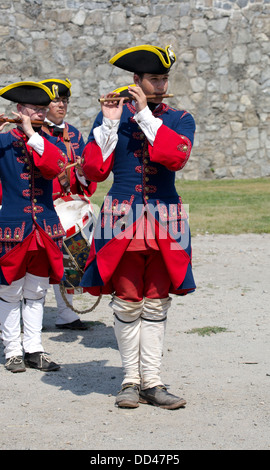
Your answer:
[185,326,228,336]
[176,177,270,235]
[90,177,270,235]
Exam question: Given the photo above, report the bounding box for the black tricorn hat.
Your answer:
[112,84,136,99]
[39,78,72,98]
[0,81,55,105]
[109,44,176,74]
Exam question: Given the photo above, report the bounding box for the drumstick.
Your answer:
[98,94,174,103]
[0,117,44,126]
[65,162,78,169]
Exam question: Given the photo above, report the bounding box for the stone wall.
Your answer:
[0,0,269,179]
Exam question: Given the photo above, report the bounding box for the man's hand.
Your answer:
[75,156,84,176]
[11,110,35,138]
[127,85,147,113]
[101,92,125,120]
[0,113,10,132]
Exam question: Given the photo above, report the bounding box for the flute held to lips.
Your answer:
[98,93,174,103]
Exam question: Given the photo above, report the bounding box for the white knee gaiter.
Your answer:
[53,284,78,325]
[140,296,171,390]
[22,273,49,354]
[0,299,22,359]
[22,298,44,354]
[0,278,24,359]
[110,295,144,386]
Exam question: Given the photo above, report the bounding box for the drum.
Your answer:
[54,194,96,294]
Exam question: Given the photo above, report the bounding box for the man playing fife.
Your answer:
[0,81,68,372]
[81,44,196,409]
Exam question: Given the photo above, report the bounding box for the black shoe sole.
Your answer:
[6,367,26,373]
[115,400,139,408]
[139,396,186,409]
[25,362,60,371]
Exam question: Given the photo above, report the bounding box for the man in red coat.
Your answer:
[0,81,68,372]
[81,45,196,409]
[40,78,96,330]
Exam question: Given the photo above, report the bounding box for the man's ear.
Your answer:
[133,74,140,85]
[17,103,23,112]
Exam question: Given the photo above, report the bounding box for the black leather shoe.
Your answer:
[5,356,26,373]
[139,385,186,409]
[56,319,88,330]
[115,383,140,408]
[24,352,60,371]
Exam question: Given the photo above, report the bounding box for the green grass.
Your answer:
[90,177,270,235]
[185,326,229,336]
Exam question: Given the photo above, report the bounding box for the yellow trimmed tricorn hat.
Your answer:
[39,78,72,98]
[109,44,176,74]
[112,84,136,98]
[0,81,56,105]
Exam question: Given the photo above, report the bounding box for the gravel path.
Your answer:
[0,233,269,450]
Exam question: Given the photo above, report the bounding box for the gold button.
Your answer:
[144,159,148,164]
[34,216,37,220]
[145,177,149,182]
[145,186,149,192]
[33,199,37,203]
[5,234,10,239]
[33,207,37,211]
[145,195,149,200]
[182,145,188,151]
[145,168,149,173]
[15,234,19,239]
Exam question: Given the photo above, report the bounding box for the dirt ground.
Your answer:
[0,233,269,451]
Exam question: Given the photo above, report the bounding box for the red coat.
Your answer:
[42,122,97,199]
[81,102,196,296]
[0,128,68,285]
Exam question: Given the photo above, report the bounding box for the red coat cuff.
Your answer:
[148,125,193,171]
[32,139,68,180]
[82,141,114,182]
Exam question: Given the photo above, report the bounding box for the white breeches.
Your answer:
[0,274,49,358]
[111,295,171,390]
